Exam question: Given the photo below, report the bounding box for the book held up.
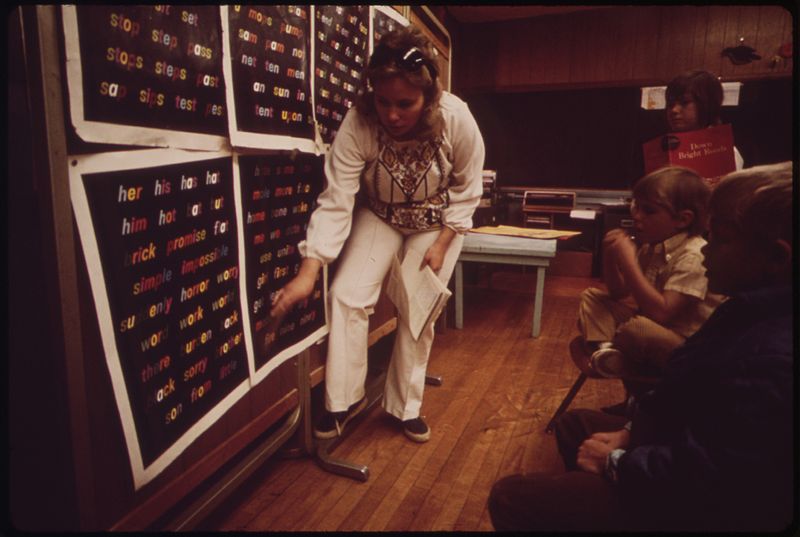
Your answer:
[643,123,736,187]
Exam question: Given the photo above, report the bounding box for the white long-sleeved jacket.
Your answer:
[301,91,485,265]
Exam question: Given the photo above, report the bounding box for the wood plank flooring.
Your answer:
[199,270,625,532]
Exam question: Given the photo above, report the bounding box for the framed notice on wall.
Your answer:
[221,6,316,152]
[235,153,327,384]
[371,5,409,50]
[70,149,250,489]
[62,5,229,150]
[313,6,370,144]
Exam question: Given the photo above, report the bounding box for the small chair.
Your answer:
[545,336,659,433]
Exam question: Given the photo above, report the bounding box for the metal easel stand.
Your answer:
[283,329,444,481]
[314,370,388,482]
[162,353,309,530]
[314,362,443,482]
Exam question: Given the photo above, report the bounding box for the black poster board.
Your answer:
[223,6,315,150]
[63,6,228,149]
[238,153,326,377]
[70,150,249,487]
[313,6,369,144]
[62,4,434,492]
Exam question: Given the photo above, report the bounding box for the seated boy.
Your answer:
[488,162,794,532]
[580,166,724,378]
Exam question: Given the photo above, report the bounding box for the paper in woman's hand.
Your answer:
[386,249,451,341]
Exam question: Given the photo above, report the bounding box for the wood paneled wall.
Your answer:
[454,5,793,92]
[409,6,452,91]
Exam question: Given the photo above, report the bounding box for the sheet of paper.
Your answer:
[640,86,666,110]
[721,82,741,106]
[570,209,597,220]
[386,249,451,340]
[471,225,581,240]
[642,82,741,109]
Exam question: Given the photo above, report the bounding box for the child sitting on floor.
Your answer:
[578,166,723,377]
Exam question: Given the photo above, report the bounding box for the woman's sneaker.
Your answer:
[313,397,367,439]
[402,416,431,443]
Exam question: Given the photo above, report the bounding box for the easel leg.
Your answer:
[314,369,386,482]
[313,334,395,481]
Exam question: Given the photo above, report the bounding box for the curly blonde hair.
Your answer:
[355,27,444,139]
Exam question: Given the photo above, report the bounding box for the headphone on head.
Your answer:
[368,43,439,82]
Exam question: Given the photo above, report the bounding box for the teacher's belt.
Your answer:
[367,190,449,231]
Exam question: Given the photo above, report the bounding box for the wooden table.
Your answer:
[454,232,557,338]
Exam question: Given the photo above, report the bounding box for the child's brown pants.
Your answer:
[577,287,685,371]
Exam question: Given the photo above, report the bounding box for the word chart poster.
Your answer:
[62,6,228,150]
[236,153,327,383]
[222,6,315,151]
[314,6,369,144]
[372,5,409,49]
[70,149,249,489]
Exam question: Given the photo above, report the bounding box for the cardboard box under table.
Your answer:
[454,232,557,338]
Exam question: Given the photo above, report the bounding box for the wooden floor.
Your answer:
[199,270,624,532]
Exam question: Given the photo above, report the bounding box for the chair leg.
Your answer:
[545,373,587,434]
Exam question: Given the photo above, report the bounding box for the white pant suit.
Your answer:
[300,93,485,420]
[326,207,464,419]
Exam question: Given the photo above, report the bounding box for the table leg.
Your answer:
[455,261,463,329]
[531,265,546,337]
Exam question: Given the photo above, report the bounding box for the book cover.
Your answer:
[642,124,736,186]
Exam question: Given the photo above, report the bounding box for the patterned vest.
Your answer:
[364,127,451,231]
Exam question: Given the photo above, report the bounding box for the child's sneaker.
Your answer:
[591,345,625,378]
[313,396,367,439]
[582,339,612,356]
[402,416,431,443]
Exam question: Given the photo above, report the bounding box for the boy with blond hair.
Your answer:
[489,162,794,531]
[580,166,723,378]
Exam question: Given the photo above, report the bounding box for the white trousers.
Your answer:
[325,207,464,420]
